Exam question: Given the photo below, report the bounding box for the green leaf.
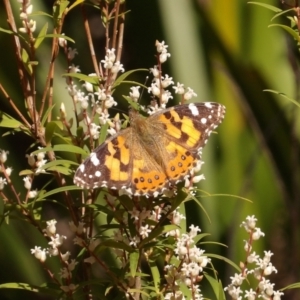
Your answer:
[99,122,109,144]
[129,251,139,278]
[247,2,282,13]
[30,144,88,156]
[45,121,63,144]
[0,282,60,297]
[41,104,56,125]
[37,159,78,172]
[113,69,148,88]
[53,0,69,20]
[36,33,75,44]
[140,225,178,248]
[281,282,300,291]
[47,165,73,175]
[122,96,140,111]
[69,0,85,11]
[34,23,48,49]
[21,48,33,75]
[0,113,22,128]
[61,72,100,84]
[204,274,226,300]
[0,28,14,34]
[30,11,52,18]
[19,169,34,176]
[264,89,300,108]
[206,253,241,272]
[149,261,161,292]
[269,24,300,43]
[271,8,295,21]
[53,144,89,155]
[99,239,134,253]
[36,185,82,201]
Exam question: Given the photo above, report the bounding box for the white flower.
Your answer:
[36,147,45,161]
[76,221,85,234]
[247,252,259,263]
[243,240,252,252]
[241,215,257,232]
[89,123,100,140]
[155,40,168,53]
[149,66,160,77]
[96,88,107,101]
[252,227,265,240]
[189,225,201,237]
[28,190,38,199]
[61,251,71,262]
[244,289,256,300]
[44,219,57,236]
[129,236,140,247]
[31,246,47,262]
[111,61,124,73]
[49,234,66,248]
[23,176,32,190]
[161,75,174,88]
[35,159,47,173]
[58,34,67,47]
[173,82,185,94]
[129,206,140,221]
[161,90,173,105]
[67,47,78,60]
[229,273,244,286]
[273,291,284,300]
[26,154,35,167]
[73,236,84,247]
[84,256,96,264]
[192,174,205,183]
[159,50,171,63]
[0,150,9,163]
[5,167,13,177]
[139,224,151,238]
[129,86,140,101]
[148,83,160,96]
[69,64,81,73]
[183,87,197,100]
[69,221,77,233]
[104,95,117,108]
[67,259,78,271]
[59,267,69,279]
[101,48,116,69]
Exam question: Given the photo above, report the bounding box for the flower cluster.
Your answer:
[164,223,208,300]
[0,149,10,191]
[31,220,79,294]
[18,0,36,33]
[225,215,284,300]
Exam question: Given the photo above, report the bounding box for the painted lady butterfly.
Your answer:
[74,102,225,197]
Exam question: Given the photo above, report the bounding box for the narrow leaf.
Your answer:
[34,23,48,49]
[129,251,139,278]
[36,185,82,201]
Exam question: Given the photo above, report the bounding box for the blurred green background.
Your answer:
[0,0,299,299]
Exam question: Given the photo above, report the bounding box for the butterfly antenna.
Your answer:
[138,75,149,104]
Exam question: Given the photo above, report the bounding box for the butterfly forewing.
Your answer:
[74,102,225,196]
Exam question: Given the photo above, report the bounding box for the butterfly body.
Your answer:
[74,102,225,196]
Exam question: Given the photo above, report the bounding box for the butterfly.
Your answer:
[74,102,225,197]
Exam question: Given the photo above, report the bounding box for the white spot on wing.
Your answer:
[201,117,207,124]
[204,102,212,108]
[188,103,199,116]
[95,170,101,177]
[79,164,85,172]
[90,152,100,166]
